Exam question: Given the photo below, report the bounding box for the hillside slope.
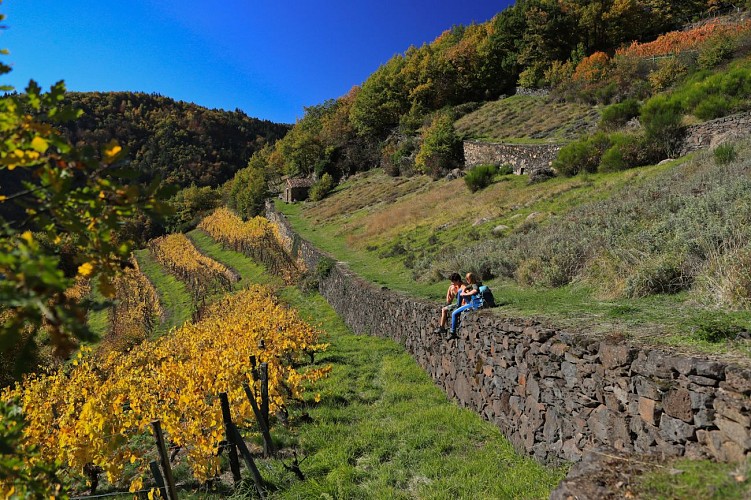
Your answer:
[277,136,751,363]
[454,95,600,143]
[61,91,290,188]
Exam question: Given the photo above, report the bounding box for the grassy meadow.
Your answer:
[276,139,751,362]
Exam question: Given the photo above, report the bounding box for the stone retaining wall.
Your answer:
[463,141,562,174]
[268,204,751,466]
[681,111,751,155]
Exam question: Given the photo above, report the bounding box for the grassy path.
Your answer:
[186,230,566,498]
[133,249,193,335]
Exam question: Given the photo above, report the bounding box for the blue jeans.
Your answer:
[450,300,479,332]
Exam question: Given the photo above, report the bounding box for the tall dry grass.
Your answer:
[426,139,751,307]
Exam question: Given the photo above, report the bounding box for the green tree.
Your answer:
[415,110,463,178]
[226,144,274,218]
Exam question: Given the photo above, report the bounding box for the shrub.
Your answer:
[693,94,732,120]
[599,99,641,130]
[315,256,336,279]
[640,95,684,156]
[309,173,335,201]
[599,133,652,172]
[552,132,611,176]
[648,57,689,92]
[714,143,738,165]
[497,164,514,175]
[697,34,735,69]
[465,164,498,192]
[625,253,691,298]
[415,110,463,178]
[694,244,751,308]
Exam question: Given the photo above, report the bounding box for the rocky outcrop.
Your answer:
[268,204,751,467]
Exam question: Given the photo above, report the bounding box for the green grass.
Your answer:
[247,286,567,499]
[275,152,751,360]
[454,95,600,143]
[133,249,193,335]
[175,231,566,498]
[85,281,109,342]
[633,458,751,499]
[187,229,281,289]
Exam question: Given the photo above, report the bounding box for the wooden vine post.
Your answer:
[218,392,242,485]
[151,420,178,500]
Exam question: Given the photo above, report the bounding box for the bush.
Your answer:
[599,133,653,172]
[697,35,735,69]
[640,95,684,156]
[498,164,514,175]
[648,57,688,92]
[415,110,462,178]
[599,99,641,130]
[693,94,732,120]
[309,173,335,201]
[714,143,738,165]
[625,253,691,298]
[464,164,498,192]
[552,132,611,176]
[315,256,336,279]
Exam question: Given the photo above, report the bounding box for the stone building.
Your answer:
[282,177,314,203]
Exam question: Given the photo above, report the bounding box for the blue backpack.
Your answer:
[478,285,496,308]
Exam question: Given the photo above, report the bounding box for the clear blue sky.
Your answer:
[1,1,511,124]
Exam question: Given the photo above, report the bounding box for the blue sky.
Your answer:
[1,1,511,124]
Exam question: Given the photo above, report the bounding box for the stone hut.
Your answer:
[283,177,314,203]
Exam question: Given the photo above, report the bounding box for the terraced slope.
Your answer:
[454,95,600,143]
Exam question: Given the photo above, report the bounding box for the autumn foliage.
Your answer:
[2,286,330,492]
[617,20,751,57]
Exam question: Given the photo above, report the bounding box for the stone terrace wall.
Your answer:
[681,111,751,155]
[463,141,562,175]
[268,204,751,465]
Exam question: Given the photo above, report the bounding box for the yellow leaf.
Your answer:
[20,231,33,243]
[130,454,137,464]
[30,136,48,153]
[0,195,6,202]
[77,262,95,277]
[103,141,123,161]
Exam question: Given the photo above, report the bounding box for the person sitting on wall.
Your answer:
[434,273,465,335]
[448,272,482,339]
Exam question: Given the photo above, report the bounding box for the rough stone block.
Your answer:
[694,360,725,379]
[562,438,583,462]
[599,342,637,370]
[659,415,696,443]
[688,375,719,387]
[634,376,663,400]
[714,397,751,427]
[639,397,660,426]
[716,416,751,450]
[663,388,693,423]
[724,366,751,394]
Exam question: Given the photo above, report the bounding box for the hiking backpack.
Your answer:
[478,285,496,308]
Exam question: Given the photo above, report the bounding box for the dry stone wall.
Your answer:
[681,111,751,155]
[268,204,751,466]
[463,141,562,174]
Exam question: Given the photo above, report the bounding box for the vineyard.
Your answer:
[2,285,330,494]
[148,232,239,304]
[99,259,163,356]
[198,208,301,283]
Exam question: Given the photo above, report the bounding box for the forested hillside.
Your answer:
[225,0,751,215]
[60,92,290,188]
